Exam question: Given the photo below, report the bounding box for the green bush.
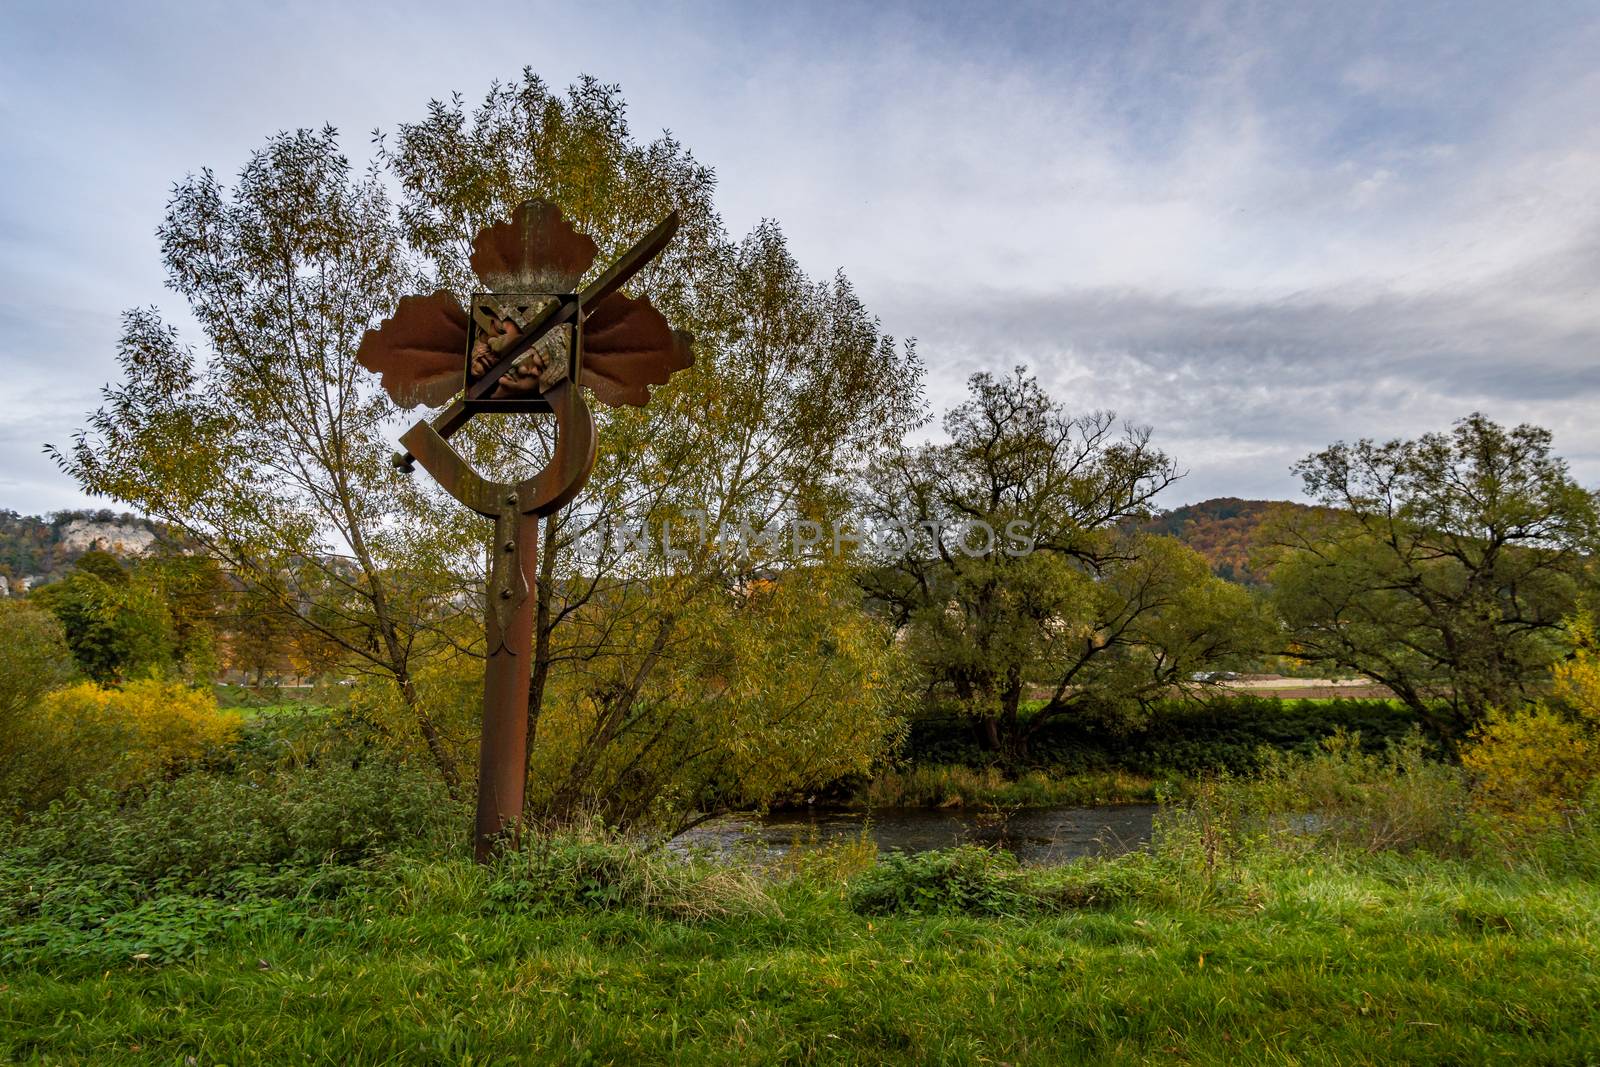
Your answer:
[0,759,459,969]
[861,764,1160,807]
[0,601,76,804]
[900,696,1426,777]
[846,846,1163,917]
[1154,729,1469,871]
[3,679,240,810]
[1256,729,1467,854]
[1,759,460,899]
[848,847,1029,917]
[226,703,379,774]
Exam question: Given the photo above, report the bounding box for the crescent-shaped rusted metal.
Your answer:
[397,378,596,520]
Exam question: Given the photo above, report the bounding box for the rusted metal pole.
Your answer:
[475,508,539,862]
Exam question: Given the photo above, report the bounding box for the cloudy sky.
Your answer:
[3,0,1598,513]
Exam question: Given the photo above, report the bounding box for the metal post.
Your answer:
[475,507,539,861]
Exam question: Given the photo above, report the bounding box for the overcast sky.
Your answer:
[3,0,1599,514]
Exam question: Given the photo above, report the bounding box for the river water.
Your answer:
[674,803,1158,865]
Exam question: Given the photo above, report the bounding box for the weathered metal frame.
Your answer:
[382,206,684,863]
[463,292,581,413]
[394,211,679,472]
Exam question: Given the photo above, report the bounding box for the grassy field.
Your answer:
[4,843,1598,1064]
[4,733,1596,1065]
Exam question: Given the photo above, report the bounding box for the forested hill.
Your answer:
[2,497,1316,589]
[1144,497,1324,587]
[0,509,162,584]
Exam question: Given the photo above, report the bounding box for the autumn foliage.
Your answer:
[2,679,239,810]
[1461,615,1600,836]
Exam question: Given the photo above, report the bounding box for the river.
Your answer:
[674,803,1158,865]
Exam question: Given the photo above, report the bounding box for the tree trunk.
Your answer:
[977,713,1002,752]
[999,673,1026,764]
[397,670,461,799]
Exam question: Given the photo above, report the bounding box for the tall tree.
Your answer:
[385,73,922,824]
[51,127,467,792]
[1266,413,1600,734]
[30,561,174,684]
[860,368,1261,757]
[57,74,921,826]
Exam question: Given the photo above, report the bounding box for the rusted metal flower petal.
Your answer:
[470,200,598,294]
[580,292,695,407]
[356,290,469,409]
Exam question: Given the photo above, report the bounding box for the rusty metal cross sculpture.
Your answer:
[357,201,693,860]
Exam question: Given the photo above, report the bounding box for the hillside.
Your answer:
[1144,497,1324,587]
[0,509,163,590]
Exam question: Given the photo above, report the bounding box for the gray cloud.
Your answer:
[882,260,1600,502]
[2,0,1598,514]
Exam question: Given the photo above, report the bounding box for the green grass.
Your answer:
[233,702,332,720]
[4,736,1596,1063]
[3,849,1597,1064]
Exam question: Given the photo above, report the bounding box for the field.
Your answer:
[4,832,1598,1064]
[3,689,1595,1064]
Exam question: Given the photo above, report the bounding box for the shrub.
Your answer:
[898,696,1425,777]
[0,601,76,792]
[1462,706,1593,834]
[1254,729,1466,854]
[3,679,239,809]
[848,847,1028,917]
[0,759,459,968]
[862,764,1160,807]
[845,845,1162,917]
[2,759,459,893]
[227,704,384,776]
[1156,730,1468,865]
[1461,614,1600,841]
[485,829,772,921]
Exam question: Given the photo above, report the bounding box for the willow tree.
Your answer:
[1266,414,1600,734]
[385,73,922,826]
[859,368,1263,757]
[53,127,467,792]
[59,74,921,825]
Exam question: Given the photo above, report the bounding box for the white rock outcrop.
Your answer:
[57,519,156,557]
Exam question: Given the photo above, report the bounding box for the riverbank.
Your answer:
[853,765,1167,808]
[4,843,1596,1063]
[6,744,1598,1064]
